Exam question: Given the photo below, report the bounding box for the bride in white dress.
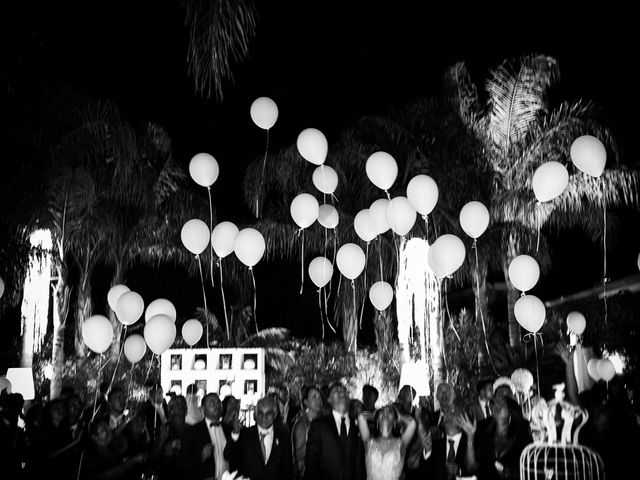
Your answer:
[356,403,417,480]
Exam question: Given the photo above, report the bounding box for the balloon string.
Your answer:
[327,228,338,301]
[91,354,105,421]
[351,279,357,353]
[378,236,383,282]
[107,325,126,394]
[473,242,499,375]
[219,260,230,341]
[358,242,369,329]
[384,190,391,200]
[533,334,541,398]
[197,255,210,347]
[142,354,155,387]
[250,267,258,333]
[256,129,270,218]
[207,186,215,288]
[423,214,429,242]
[602,177,608,325]
[300,230,305,295]
[332,271,343,320]
[323,286,337,334]
[318,288,325,342]
[535,203,541,254]
[443,279,460,342]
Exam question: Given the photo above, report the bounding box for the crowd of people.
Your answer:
[1,349,639,480]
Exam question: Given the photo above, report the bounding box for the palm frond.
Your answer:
[181,0,257,100]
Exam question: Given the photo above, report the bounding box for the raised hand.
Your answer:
[456,411,476,437]
[553,342,571,364]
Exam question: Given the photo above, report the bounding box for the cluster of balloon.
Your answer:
[386,196,416,237]
[587,357,616,383]
[308,256,337,338]
[233,227,266,333]
[290,193,320,293]
[211,221,240,340]
[250,97,279,217]
[366,152,398,199]
[143,298,178,356]
[508,255,545,333]
[189,153,220,284]
[406,174,439,234]
[566,311,586,346]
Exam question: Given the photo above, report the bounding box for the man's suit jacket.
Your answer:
[225,425,293,480]
[177,420,232,480]
[424,431,473,480]
[466,400,490,424]
[303,414,364,480]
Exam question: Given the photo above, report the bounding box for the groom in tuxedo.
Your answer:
[304,383,364,480]
[225,395,292,480]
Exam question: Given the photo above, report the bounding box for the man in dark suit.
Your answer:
[225,395,293,480]
[423,406,474,480]
[141,384,170,442]
[304,382,364,480]
[177,393,231,480]
[466,376,494,424]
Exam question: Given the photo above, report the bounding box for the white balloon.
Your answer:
[353,209,377,243]
[318,204,339,229]
[508,255,540,292]
[0,276,5,299]
[369,281,394,311]
[145,298,176,323]
[597,358,616,382]
[637,252,640,272]
[124,334,147,364]
[566,311,586,335]
[308,257,333,288]
[234,228,266,268]
[211,221,240,258]
[587,358,601,381]
[297,128,328,165]
[570,135,607,177]
[366,151,398,191]
[369,199,390,235]
[189,153,219,187]
[181,219,210,255]
[427,234,466,278]
[514,295,546,333]
[115,291,145,326]
[144,314,177,355]
[107,284,130,311]
[82,315,114,354]
[386,196,416,236]
[181,319,204,347]
[290,193,319,229]
[250,97,278,130]
[336,243,366,280]
[459,201,490,239]
[532,161,569,202]
[312,165,338,194]
[406,175,439,215]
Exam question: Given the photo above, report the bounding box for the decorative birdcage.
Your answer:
[520,383,605,480]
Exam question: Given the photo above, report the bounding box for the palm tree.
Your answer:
[180,0,258,100]
[446,55,639,347]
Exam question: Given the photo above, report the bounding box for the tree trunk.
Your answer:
[50,260,71,399]
[74,262,94,358]
[504,234,522,348]
[429,277,444,396]
[108,260,125,361]
[471,258,489,367]
[373,308,395,361]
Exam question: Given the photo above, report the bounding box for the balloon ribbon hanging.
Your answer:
[351,279,357,353]
[318,288,325,341]
[255,129,270,218]
[196,255,210,348]
[107,325,127,393]
[299,229,305,295]
[602,177,608,324]
[523,332,542,396]
[219,260,230,341]
[473,240,499,375]
[207,186,215,288]
[250,267,258,333]
[358,242,370,329]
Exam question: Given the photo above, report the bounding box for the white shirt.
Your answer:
[446,432,462,459]
[332,410,350,436]
[479,399,490,419]
[207,421,229,480]
[258,425,274,463]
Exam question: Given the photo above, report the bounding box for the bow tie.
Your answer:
[209,421,221,427]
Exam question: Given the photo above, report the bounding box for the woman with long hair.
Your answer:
[356,402,417,480]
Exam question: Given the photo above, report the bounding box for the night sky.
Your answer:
[5,2,640,344]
